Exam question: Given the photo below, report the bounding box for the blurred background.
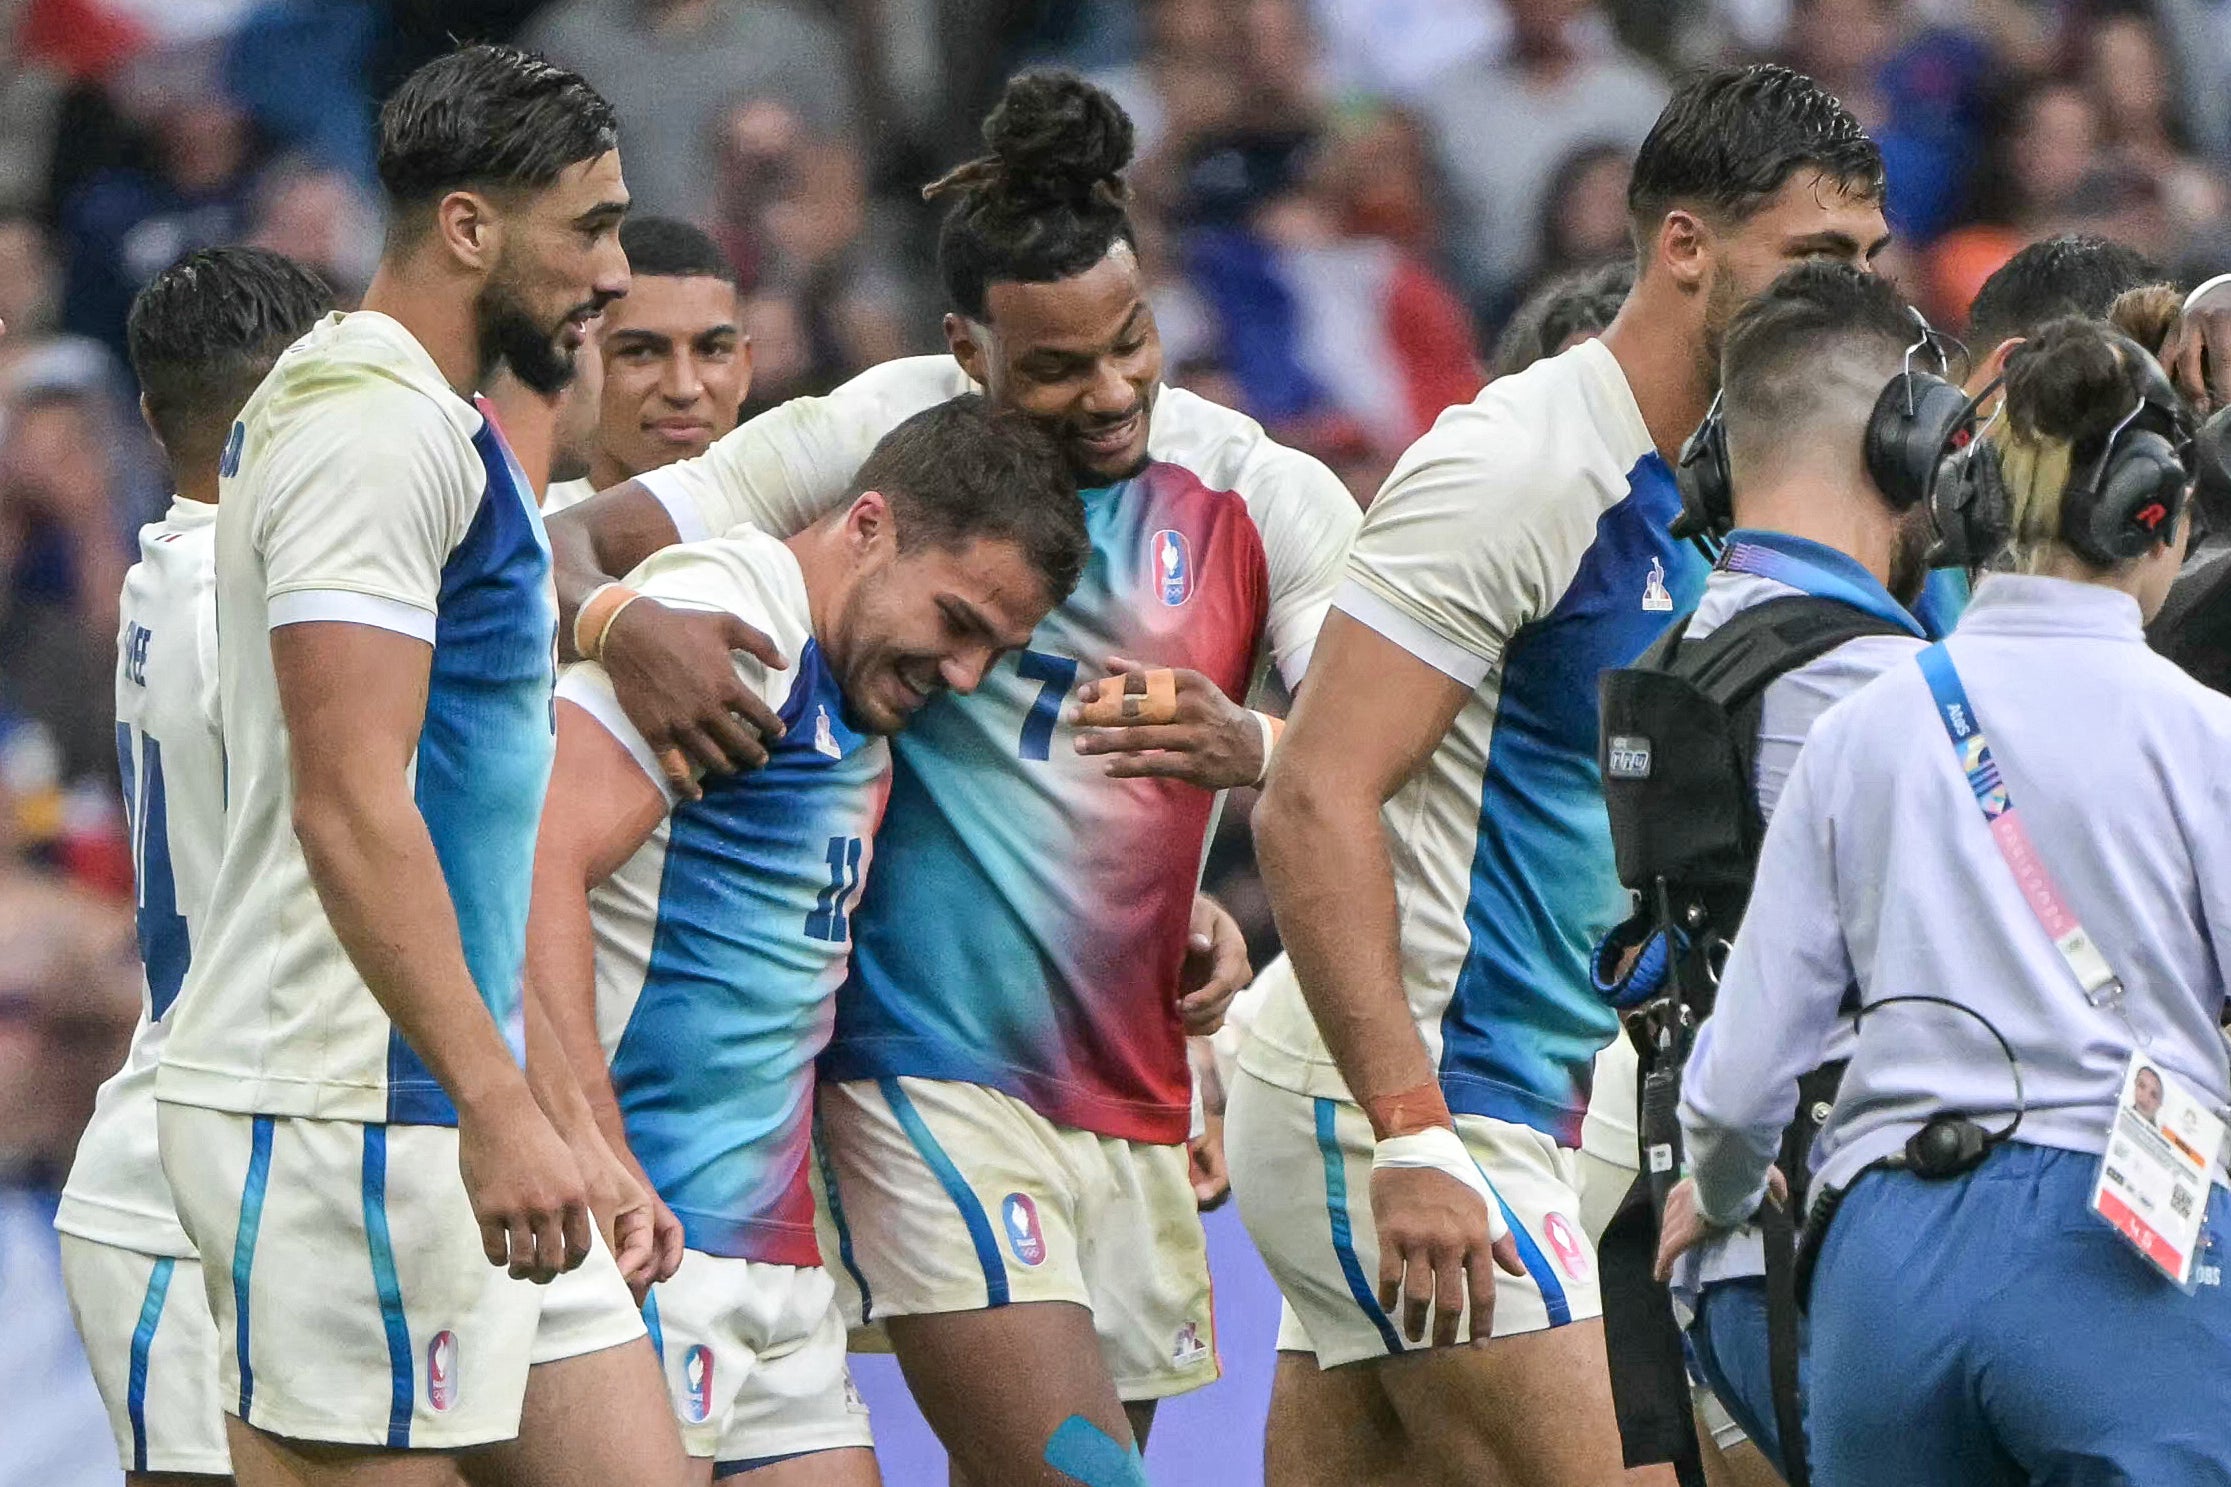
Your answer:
[5,0,2231,1480]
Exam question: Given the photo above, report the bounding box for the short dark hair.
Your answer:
[619,216,738,287]
[924,71,1138,320]
[1628,65,1883,243]
[376,44,618,222]
[1720,260,1917,469]
[127,246,334,463]
[853,394,1089,603]
[1966,235,2160,349]
[1494,261,1635,377]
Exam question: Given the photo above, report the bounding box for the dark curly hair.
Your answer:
[924,71,1139,319]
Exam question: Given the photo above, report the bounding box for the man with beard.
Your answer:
[544,70,1351,1484]
[151,44,687,1487]
[1239,66,1888,1486]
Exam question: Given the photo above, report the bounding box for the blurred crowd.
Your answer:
[6,2,2231,1474]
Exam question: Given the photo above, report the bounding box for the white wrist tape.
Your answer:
[1371,1125,1509,1243]
[1250,708,1278,787]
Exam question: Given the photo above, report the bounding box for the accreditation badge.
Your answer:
[2090,1052,2226,1290]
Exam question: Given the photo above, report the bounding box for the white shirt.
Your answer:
[55,498,221,1255]
[1684,575,2231,1227]
[158,311,558,1124]
[1242,337,1707,1145]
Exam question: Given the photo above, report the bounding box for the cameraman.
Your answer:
[1611,261,1943,1480]
[1676,318,2231,1485]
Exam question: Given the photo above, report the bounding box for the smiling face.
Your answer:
[475,149,631,395]
[822,493,1055,734]
[592,271,747,484]
[945,243,1162,486]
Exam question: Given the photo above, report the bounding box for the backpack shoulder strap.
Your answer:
[1670,595,1911,714]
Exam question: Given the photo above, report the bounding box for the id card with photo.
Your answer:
[2090,1053,2226,1290]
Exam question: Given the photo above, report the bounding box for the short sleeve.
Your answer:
[1251,447,1361,689]
[255,383,477,640]
[1339,408,1603,686]
[563,537,800,801]
[634,358,964,543]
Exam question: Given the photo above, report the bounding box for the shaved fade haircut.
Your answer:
[1720,260,1920,490]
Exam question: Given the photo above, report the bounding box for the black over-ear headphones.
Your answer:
[1670,390,1731,543]
[1862,315,1973,512]
[1927,331,2194,569]
[1673,311,1963,544]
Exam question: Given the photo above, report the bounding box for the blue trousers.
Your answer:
[1808,1142,2231,1486]
[1688,1277,1805,1477]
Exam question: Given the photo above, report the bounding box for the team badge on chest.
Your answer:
[1152,529,1195,607]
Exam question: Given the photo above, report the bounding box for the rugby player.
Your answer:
[546,215,747,512]
[1240,65,1889,1486]
[56,246,331,1487]
[530,394,1086,1483]
[150,44,683,1486]
[543,70,1354,1484]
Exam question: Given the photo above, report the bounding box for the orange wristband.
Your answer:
[574,582,642,663]
[1077,667,1180,726]
[1362,1082,1454,1142]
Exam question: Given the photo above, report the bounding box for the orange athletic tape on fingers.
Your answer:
[1077,668,1179,727]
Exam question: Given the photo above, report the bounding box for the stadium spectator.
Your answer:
[56,76,258,360]
[523,0,859,222]
[1413,0,1667,306]
[1531,142,1635,285]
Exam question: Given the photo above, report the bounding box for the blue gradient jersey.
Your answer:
[633,358,1359,1143]
[1242,338,1708,1145]
[158,311,556,1125]
[557,530,890,1265]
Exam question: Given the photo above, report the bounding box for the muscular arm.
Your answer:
[276,620,585,1279]
[1253,610,1471,1115]
[523,698,670,1157]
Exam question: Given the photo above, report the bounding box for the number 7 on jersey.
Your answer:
[1016,649,1077,761]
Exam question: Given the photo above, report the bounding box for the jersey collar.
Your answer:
[1717,528,1927,639]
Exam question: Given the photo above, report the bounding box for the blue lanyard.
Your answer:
[1719,538,1927,638]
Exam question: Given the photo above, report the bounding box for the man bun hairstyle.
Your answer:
[855,393,1091,604]
[925,71,1138,319]
[619,216,739,287]
[128,246,334,463]
[1628,65,1882,245]
[377,44,618,226]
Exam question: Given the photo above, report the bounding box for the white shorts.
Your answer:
[643,1249,871,1466]
[1227,1071,1603,1370]
[159,1104,641,1449]
[814,1077,1218,1401]
[58,1237,231,1475]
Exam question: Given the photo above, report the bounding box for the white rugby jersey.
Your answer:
[157,311,558,1125]
[559,527,889,1267]
[622,355,1357,1144]
[1241,337,1710,1146]
[55,498,223,1256]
